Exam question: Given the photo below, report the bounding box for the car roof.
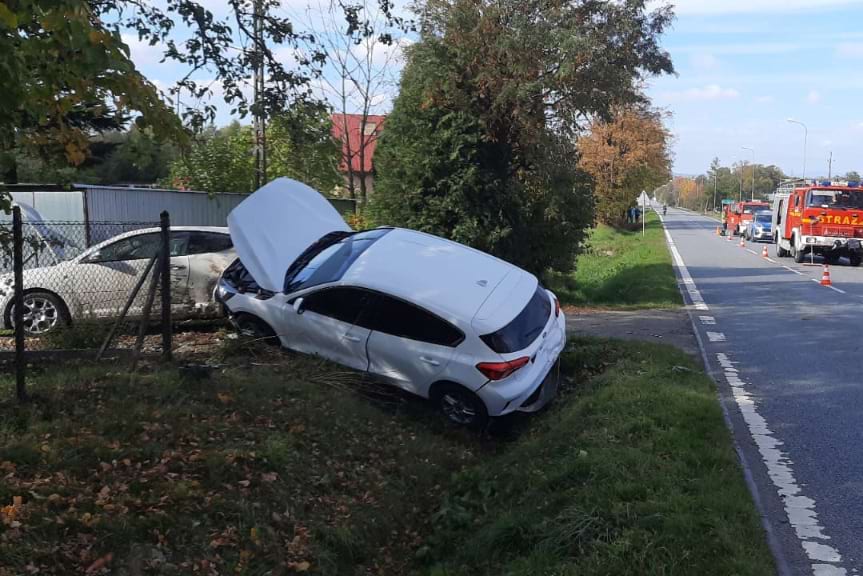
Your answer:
[85,226,230,254]
[340,228,527,325]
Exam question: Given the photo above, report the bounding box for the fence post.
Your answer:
[160,211,172,362]
[12,206,27,402]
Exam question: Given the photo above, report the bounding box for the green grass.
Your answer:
[0,338,773,575]
[421,338,774,575]
[548,211,682,308]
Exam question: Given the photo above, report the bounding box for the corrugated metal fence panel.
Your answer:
[1,191,85,223]
[82,186,246,226]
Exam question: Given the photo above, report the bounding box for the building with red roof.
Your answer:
[331,113,385,199]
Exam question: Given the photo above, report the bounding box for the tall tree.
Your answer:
[0,0,183,194]
[578,105,672,226]
[295,0,404,200]
[372,0,674,274]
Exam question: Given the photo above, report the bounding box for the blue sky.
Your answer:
[648,0,863,177]
[125,0,863,178]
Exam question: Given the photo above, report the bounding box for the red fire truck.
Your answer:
[723,201,770,236]
[772,181,863,266]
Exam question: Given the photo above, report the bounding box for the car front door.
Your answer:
[365,295,461,396]
[284,286,374,372]
[71,231,189,319]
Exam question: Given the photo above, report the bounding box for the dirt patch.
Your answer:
[565,307,699,357]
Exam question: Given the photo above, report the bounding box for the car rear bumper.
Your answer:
[477,313,566,417]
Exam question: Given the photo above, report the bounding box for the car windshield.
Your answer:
[284,228,391,293]
[806,189,863,209]
[754,214,772,224]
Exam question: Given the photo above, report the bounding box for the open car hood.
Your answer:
[227,178,351,293]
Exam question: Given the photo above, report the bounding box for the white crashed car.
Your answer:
[218,178,566,427]
[0,227,235,335]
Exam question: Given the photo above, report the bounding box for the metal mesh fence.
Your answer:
[3,213,174,371]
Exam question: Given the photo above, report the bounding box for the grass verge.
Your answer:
[548,211,682,308]
[421,338,774,575]
[0,338,772,575]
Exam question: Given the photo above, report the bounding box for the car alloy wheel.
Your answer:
[441,392,478,425]
[20,295,60,335]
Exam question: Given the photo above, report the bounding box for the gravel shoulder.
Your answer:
[565,307,699,358]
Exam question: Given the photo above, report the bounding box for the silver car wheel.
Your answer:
[19,295,60,335]
[441,393,477,425]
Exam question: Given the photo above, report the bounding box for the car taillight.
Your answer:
[554,296,560,318]
[476,356,530,381]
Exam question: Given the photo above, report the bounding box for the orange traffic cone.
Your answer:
[716,226,721,236]
[820,265,832,286]
[739,237,745,248]
[761,245,769,258]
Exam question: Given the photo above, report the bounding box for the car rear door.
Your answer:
[365,295,461,396]
[285,286,373,372]
[185,231,235,315]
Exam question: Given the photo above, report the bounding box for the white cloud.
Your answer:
[654,0,863,15]
[836,42,863,58]
[755,95,775,104]
[122,34,165,67]
[659,84,740,102]
[689,52,719,72]
[807,90,822,104]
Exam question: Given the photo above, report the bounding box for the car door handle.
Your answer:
[170,265,187,270]
[419,356,440,366]
[344,335,361,342]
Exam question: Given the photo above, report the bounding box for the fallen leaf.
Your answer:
[85,553,113,573]
[217,393,234,405]
[287,560,311,572]
[261,472,278,483]
[238,480,251,488]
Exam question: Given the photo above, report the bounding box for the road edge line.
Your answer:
[657,211,793,576]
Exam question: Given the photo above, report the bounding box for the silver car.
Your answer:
[745,210,773,243]
[0,227,235,335]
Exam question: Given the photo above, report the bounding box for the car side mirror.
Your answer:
[293,297,305,315]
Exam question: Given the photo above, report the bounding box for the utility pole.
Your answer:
[253,0,267,190]
[713,171,718,212]
[828,151,833,180]
[742,146,755,201]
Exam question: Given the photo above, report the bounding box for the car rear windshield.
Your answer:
[480,285,551,353]
[754,214,771,224]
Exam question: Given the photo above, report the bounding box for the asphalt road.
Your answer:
[662,208,863,576]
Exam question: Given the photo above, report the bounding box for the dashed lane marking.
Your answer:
[784,266,804,275]
[706,331,726,342]
[699,315,716,325]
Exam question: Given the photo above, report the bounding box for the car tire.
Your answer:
[234,315,279,346]
[9,291,69,336]
[850,255,862,267]
[432,383,489,429]
[792,240,805,263]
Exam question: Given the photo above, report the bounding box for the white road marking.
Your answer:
[717,353,847,575]
[828,285,846,294]
[662,212,848,575]
[746,248,758,255]
[706,331,726,342]
[766,258,778,264]
[699,315,716,325]
[662,227,709,311]
[784,266,804,275]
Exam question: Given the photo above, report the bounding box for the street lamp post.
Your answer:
[742,146,755,200]
[787,118,808,181]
